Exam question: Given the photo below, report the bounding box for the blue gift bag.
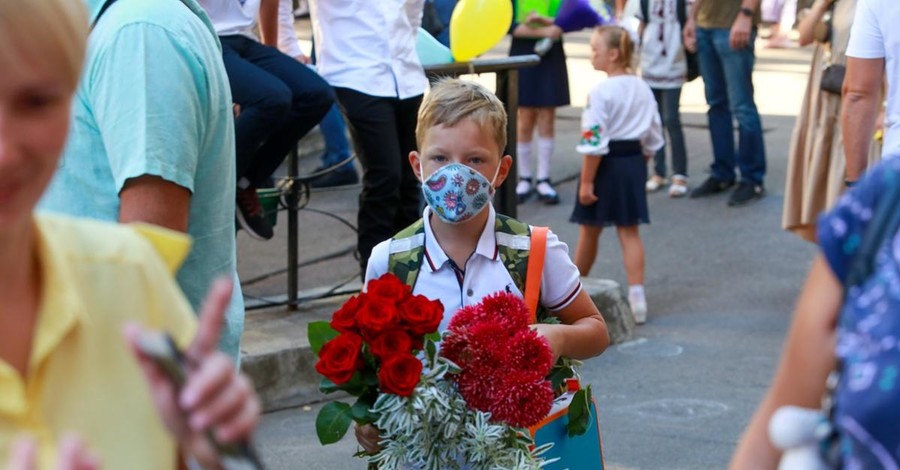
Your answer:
[530,391,605,470]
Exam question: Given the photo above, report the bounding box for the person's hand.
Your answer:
[123,278,261,469]
[294,53,312,65]
[354,423,382,455]
[683,19,698,53]
[546,24,563,41]
[6,435,100,470]
[579,182,599,206]
[526,10,554,27]
[730,14,753,50]
[531,323,563,361]
[232,104,241,119]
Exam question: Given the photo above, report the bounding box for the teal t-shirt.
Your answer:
[40,0,245,359]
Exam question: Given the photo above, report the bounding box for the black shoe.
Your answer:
[236,187,274,240]
[310,169,359,189]
[535,178,560,205]
[728,181,765,206]
[689,177,735,198]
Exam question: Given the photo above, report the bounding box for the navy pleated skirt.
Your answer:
[509,37,570,108]
[570,140,650,227]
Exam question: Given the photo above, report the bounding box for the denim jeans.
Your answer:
[651,87,688,178]
[221,35,334,187]
[319,104,354,173]
[696,27,766,185]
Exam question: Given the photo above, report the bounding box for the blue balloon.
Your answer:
[417,27,454,66]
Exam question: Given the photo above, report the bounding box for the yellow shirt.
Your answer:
[0,214,197,469]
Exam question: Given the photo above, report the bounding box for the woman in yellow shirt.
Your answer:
[0,1,260,468]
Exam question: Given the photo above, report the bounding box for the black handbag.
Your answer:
[820,63,845,95]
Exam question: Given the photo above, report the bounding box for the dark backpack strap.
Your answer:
[677,0,687,30]
[92,0,120,30]
[640,0,649,23]
[387,219,427,290]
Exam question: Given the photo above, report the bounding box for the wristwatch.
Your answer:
[739,7,754,17]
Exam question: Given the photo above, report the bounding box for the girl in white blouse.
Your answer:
[570,25,664,325]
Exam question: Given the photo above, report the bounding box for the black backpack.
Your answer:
[640,0,700,82]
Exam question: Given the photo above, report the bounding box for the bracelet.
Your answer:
[844,179,858,188]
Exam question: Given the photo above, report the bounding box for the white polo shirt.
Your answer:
[365,206,583,332]
[846,0,900,155]
[198,0,261,38]
[307,0,428,99]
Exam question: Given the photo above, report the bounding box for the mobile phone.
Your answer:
[136,331,265,470]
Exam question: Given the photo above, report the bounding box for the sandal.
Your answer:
[668,175,688,198]
[646,175,667,192]
[516,177,533,204]
[535,179,560,205]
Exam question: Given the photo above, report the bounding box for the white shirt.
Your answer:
[308,0,428,99]
[198,0,261,38]
[277,0,303,58]
[365,206,583,333]
[577,75,664,156]
[846,0,900,155]
[637,0,687,89]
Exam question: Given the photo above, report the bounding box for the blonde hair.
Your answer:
[595,25,634,71]
[416,78,508,153]
[0,0,89,90]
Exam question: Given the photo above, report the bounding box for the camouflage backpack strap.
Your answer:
[495,214,551,322]
[387,219,427,289]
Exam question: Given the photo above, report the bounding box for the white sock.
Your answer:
[517,141,533,180]
[628,284,645,299]
[536,137,554,181]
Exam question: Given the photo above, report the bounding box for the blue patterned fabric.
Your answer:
[818,157,900,469]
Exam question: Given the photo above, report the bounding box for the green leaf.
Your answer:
[319,377,340,394]
[425,338,437,364]
[425,331,441,343]
[547,360,576,393]
[351,396,379,424]
[316,401,353,445]
[566,387,593,437]
[308,321,339,355]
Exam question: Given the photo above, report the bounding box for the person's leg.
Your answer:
[240,40,334,187]
[535,107,559,204]
[662,87,688,178]
[574,224,603,277]
[393,94,424,232]
[698,28,737,184]
[335,88,408,271]
[516,107,538,200]
[651,88,668,179]
[220,36,293,184]
[617,224,647,323]
[318,104,354,172]
[719,30,767,186]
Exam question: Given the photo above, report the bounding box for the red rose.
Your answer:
[367,273,411,300]
[399,295,443,335]
[369,330,413,360]
[315,333,364,385]
[330,295,363,334]
[356,298,400,339]
[377,354,423,397]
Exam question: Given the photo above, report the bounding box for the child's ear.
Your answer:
[409,151,424,181]
[494,154,513,187]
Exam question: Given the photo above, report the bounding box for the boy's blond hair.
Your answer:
[0,0,89,90]
[416,79,508,153]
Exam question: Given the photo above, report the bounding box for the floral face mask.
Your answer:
[420,162,498,224]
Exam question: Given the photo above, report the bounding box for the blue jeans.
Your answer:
[319,104,354,173]
[651,87,688,178]
[696,28,766,185]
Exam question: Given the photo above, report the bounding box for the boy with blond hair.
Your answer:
[358,78,609,451]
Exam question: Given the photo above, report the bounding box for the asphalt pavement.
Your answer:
[237,27,819,470]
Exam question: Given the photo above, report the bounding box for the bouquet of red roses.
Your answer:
[308,273,444,445]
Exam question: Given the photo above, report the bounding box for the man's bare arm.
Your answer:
[258,0,279,47]
[119,175,191,233]
[842,57,885,181]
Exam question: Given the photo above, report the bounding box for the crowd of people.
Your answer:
[4,0,900,467]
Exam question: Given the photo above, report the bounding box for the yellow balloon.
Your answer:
[449,0,513,62]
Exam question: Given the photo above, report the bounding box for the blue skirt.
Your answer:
[570,141,650,227]
[509,37,570,108]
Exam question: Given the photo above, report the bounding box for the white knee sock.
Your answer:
[537,137,554,181]
[517,141,534,179]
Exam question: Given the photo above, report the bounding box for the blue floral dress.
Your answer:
[818,157,900,469]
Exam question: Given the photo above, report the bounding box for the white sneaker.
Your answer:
[668,175,689,198]
[645,175,667,192]
[628,291,647,324]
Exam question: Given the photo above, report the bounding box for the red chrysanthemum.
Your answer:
[447,304,494,332]
[505,329,554,376]
[488,371,555,428]
[478,292,532,330]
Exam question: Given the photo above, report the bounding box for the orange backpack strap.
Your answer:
[524,226,548,324]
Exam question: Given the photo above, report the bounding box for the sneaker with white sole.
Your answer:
[628,291,647,324]
[646,175,667,192]
[668,175,689,198]
[516,178,533,204]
